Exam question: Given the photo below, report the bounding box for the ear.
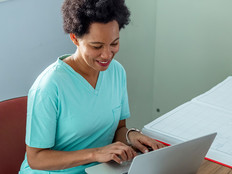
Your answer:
[70,33,79,46]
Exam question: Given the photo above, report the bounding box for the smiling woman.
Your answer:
[18,0,164,174]
[65,21,120,81]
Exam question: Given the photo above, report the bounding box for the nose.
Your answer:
[100,46,113,59]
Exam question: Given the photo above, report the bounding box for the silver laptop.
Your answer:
[85,133,216,174]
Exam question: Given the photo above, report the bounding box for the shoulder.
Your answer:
[29,59,63,94]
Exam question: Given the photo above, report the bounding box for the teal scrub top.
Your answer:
[19,55,130,174]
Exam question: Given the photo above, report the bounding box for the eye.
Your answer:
[111,42,119,47]
[92,45,102,50]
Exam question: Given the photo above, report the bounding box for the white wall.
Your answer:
[117,0,157,129]
[0,0,75,101]
[152,0,232,118]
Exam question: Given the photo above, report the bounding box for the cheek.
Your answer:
[85,49,101,59]
[112,45,120,54]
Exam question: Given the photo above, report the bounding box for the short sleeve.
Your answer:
[26,88,58,148]
[120,68,130,120]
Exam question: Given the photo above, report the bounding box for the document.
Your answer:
[143,76,232,168]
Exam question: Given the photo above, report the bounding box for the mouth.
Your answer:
[96,59,111,67]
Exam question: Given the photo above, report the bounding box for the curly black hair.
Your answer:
[61,0,130,37]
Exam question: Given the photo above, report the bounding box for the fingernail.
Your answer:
[144,150,149,153]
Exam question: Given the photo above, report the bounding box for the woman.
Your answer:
[19,0,164,173]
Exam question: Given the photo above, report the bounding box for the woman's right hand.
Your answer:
[93,142,137,164]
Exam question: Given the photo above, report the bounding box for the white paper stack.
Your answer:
[142,76,232,168]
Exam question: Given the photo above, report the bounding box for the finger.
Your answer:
[131,148,137,158]
[122,146,136,161]
[157,142,166,148]
[134,140,149,153]
[152,140,166,149]
[114,142,135,161]
[141,138,164,150]
[148,140,164,151]
[137,137,156,151]
[150,143,159,150]
[115,149,128,161]
[111,154,122,164]
[129,146,138,157]
[125,147,135,161]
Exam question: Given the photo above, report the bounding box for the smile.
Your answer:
[96,60,111,67]
[99,61,108,64]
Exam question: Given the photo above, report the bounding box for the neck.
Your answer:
[71,51,99,78]
[63,51,100,89]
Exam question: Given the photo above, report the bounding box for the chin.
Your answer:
[99,66,110,71]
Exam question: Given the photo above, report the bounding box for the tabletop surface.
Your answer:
[197,160,232,174]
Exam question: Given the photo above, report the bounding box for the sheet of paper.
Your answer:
[193,76,232,112]
[143,76,232,167]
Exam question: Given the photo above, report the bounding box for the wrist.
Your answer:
[91,148,99,162]
[126,128,142,145]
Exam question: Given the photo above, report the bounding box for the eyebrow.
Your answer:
[90,37,120,45]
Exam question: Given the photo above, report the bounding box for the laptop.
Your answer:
[85,133,216,174]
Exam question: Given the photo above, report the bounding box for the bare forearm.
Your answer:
[27,147,96,170]
[113,126,128,145]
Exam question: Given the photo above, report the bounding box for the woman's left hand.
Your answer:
[128,131,166,153]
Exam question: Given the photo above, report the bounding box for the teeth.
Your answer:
[99,61,108,64]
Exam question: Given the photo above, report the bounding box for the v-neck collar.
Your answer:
[58,55,103,95]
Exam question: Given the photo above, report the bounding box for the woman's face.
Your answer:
[74,20,120,72]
